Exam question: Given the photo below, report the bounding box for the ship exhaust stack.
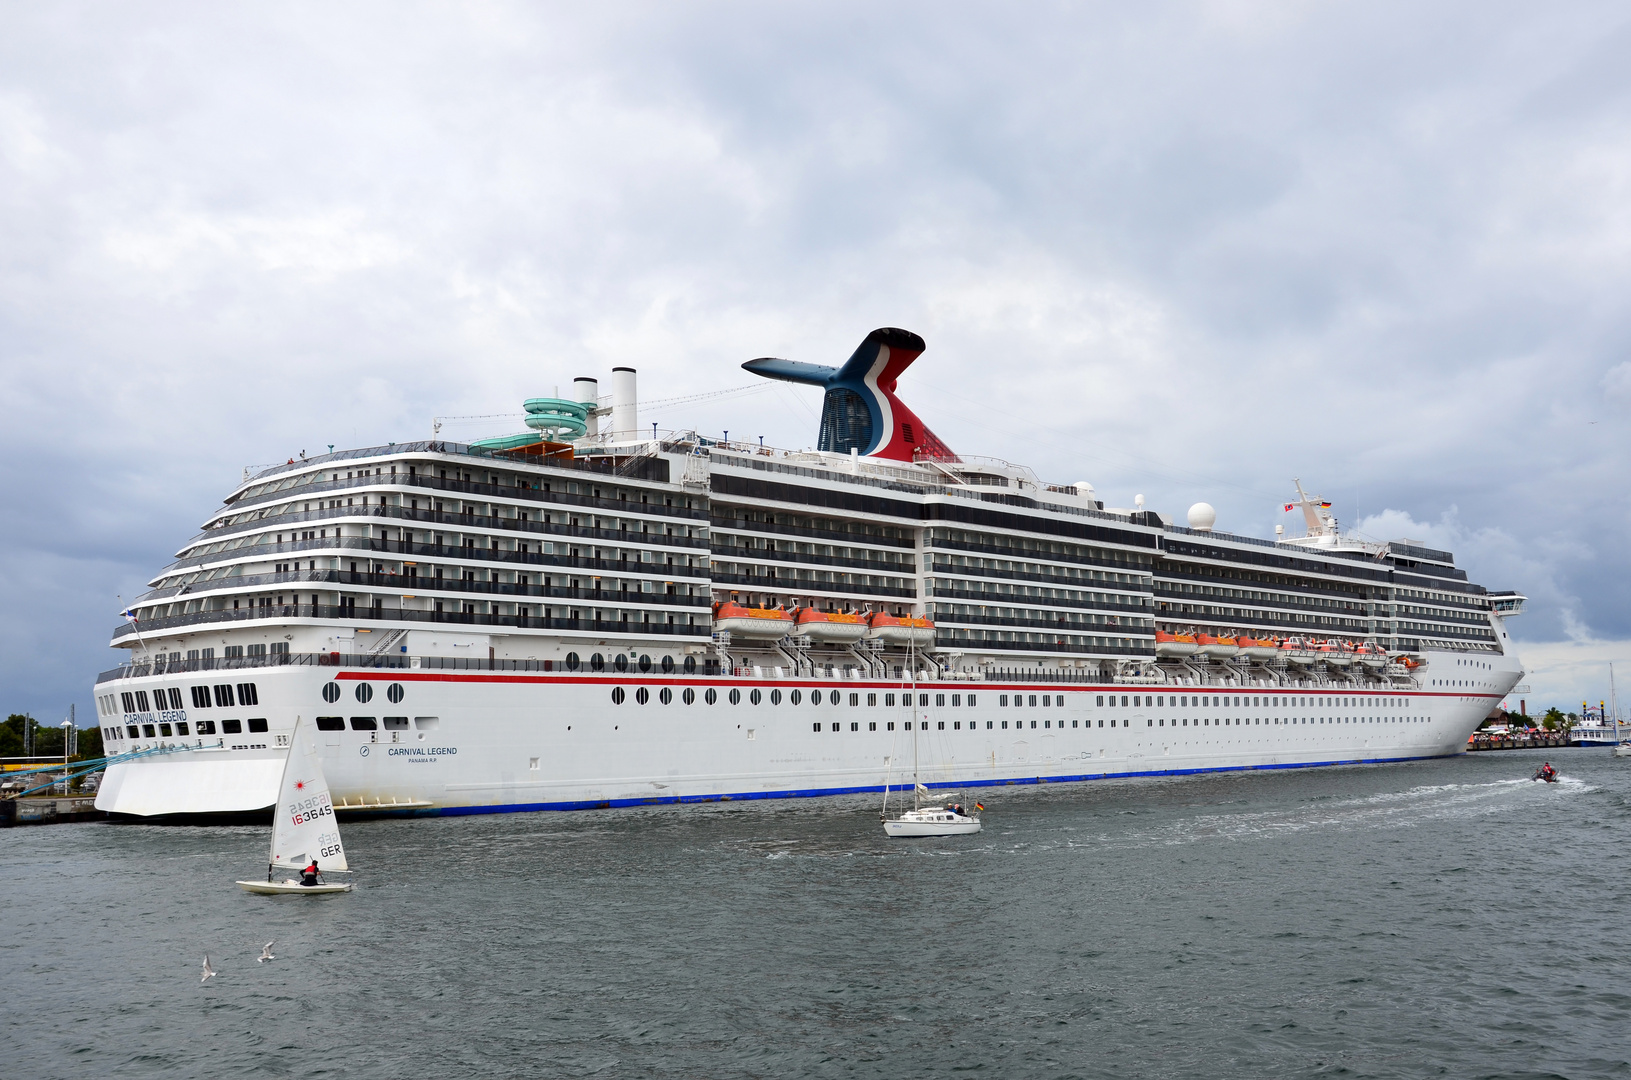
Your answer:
[611,367,638,443]
[574,377,600,440]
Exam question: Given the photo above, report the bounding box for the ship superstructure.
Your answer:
[92,329,1526,819]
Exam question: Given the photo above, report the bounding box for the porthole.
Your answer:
[386,683,405,704]
[565,652,580,672]
[321,682,341,703]
[683,656,696,674]
[611,687,625,704]
[809,693,820,708]
[615,655,629,672]
[704,688,717,705]
[683,688,695,705]
[790,689,802,705]
[639,654,652,673]
[770,689,782,705]
[661,655,675,673]
[355,683,373,704]
[590,653,605,672]
[829,690,841,706]
[750,689,762,706]
[635,687,650,705]
[728,688,740,705]
[659,687,673,705]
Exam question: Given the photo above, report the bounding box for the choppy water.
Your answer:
[6,749,1630,1079]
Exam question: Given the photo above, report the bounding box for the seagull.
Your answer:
[257,941,276,964]
[201,956,216,983]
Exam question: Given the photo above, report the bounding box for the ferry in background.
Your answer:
[92,328,1526,820]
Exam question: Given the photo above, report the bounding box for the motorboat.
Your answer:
[883,801,983,837]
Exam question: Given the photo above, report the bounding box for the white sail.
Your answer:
[269,716,348,872]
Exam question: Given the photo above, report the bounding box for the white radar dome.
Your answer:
[1187,502,1217,531]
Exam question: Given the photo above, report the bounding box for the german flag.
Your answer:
[974,802,985,812]
[1320,501,1332,508]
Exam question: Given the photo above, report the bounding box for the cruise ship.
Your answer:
[92,328,1528,820]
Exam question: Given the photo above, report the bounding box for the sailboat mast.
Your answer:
[910,641,920,810]
[1612,663,1621,741]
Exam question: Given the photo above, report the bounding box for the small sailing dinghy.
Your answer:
[236,716,353,895]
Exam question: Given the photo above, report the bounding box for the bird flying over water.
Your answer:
[201,956,216,983]
[257,941,276,963]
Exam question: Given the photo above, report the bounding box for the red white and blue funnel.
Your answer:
[742,328,957,462]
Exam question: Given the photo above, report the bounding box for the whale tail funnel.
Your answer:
[743,328,957,462]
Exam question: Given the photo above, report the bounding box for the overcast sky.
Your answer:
[3,2,1628,723]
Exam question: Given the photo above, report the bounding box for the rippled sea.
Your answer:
[7,749,1630,1079]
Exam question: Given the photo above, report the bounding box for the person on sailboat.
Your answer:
[301,860,321,886]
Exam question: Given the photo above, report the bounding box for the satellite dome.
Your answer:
[1187,502,1217,531]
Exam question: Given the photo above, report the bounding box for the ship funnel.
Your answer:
[611,367,637,442]
[574,377,600,439]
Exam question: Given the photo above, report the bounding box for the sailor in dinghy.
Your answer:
[237,716,354,895]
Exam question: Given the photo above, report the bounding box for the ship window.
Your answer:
[769,689,781,706]
[705,689,718,705]
[749,689,762,706]
[238,683,259,706]
[1096,695,1104,706]
[611,687,625,704]
[851,722,859,731]
[1148,719,1153,727]
[195,720,216,735]
[937,721,945,730]
[1000,695,1008,706]
[661,656,675,673]
[935,694,946,707]
[867,693,877,706]
[348,717,376,730]
[126,725,139,739]
[812,723,821,732]
[143,724,157,738]
[159,723,173,737]
[639,655,652,673]
[383,717,409,729]
[635,687,650,705]
[682,688,695,705]
[1121,696,1129,706]
[213,685,235,708]
[590,653,605,672]
[789,689,802,705]
[222,719,243,734]
[565,652,580,671]
[615,655,629,672]
[888,722,895,730]
[869,721,877,731]
[1001,721,1008,729]
[659,688,673,705]
[850,694,860,707]
[917,694,928,707]
[885,693,896,706]
[190,686,210,709]
[248,718,268,733]
[684,656,697,674]
[729,689,741,705]
[315,717,344,731]
[832,723,840,732]
[951,695,961,706]
[414,716,439,730]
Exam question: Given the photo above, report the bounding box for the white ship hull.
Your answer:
[96,649,1520,819]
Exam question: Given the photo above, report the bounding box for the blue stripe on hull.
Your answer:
[414,751,1462,818]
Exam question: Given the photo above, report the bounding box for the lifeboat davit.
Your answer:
[1195,633,1240,659]
[792,607,868,644]
[1155,631,1199,657]
[866,611,936,647]
[1238,636,1281,661]
[712,601,794,639]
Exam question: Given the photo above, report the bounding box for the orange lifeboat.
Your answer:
[1238,635,1281,661]
[1280,637,1317,664]
[1155,630,1198,657]
[712,601,794,639]
[865,611,936,647]
[793,606,868,644]
[1195,633,1240,659]
[1320,640,1353,667]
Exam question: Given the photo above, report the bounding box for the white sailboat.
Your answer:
[236,716,353,895]
[881,649,982,837]
[1611,664,1631,759]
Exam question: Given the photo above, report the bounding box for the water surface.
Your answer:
[6,749,1628,1078]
